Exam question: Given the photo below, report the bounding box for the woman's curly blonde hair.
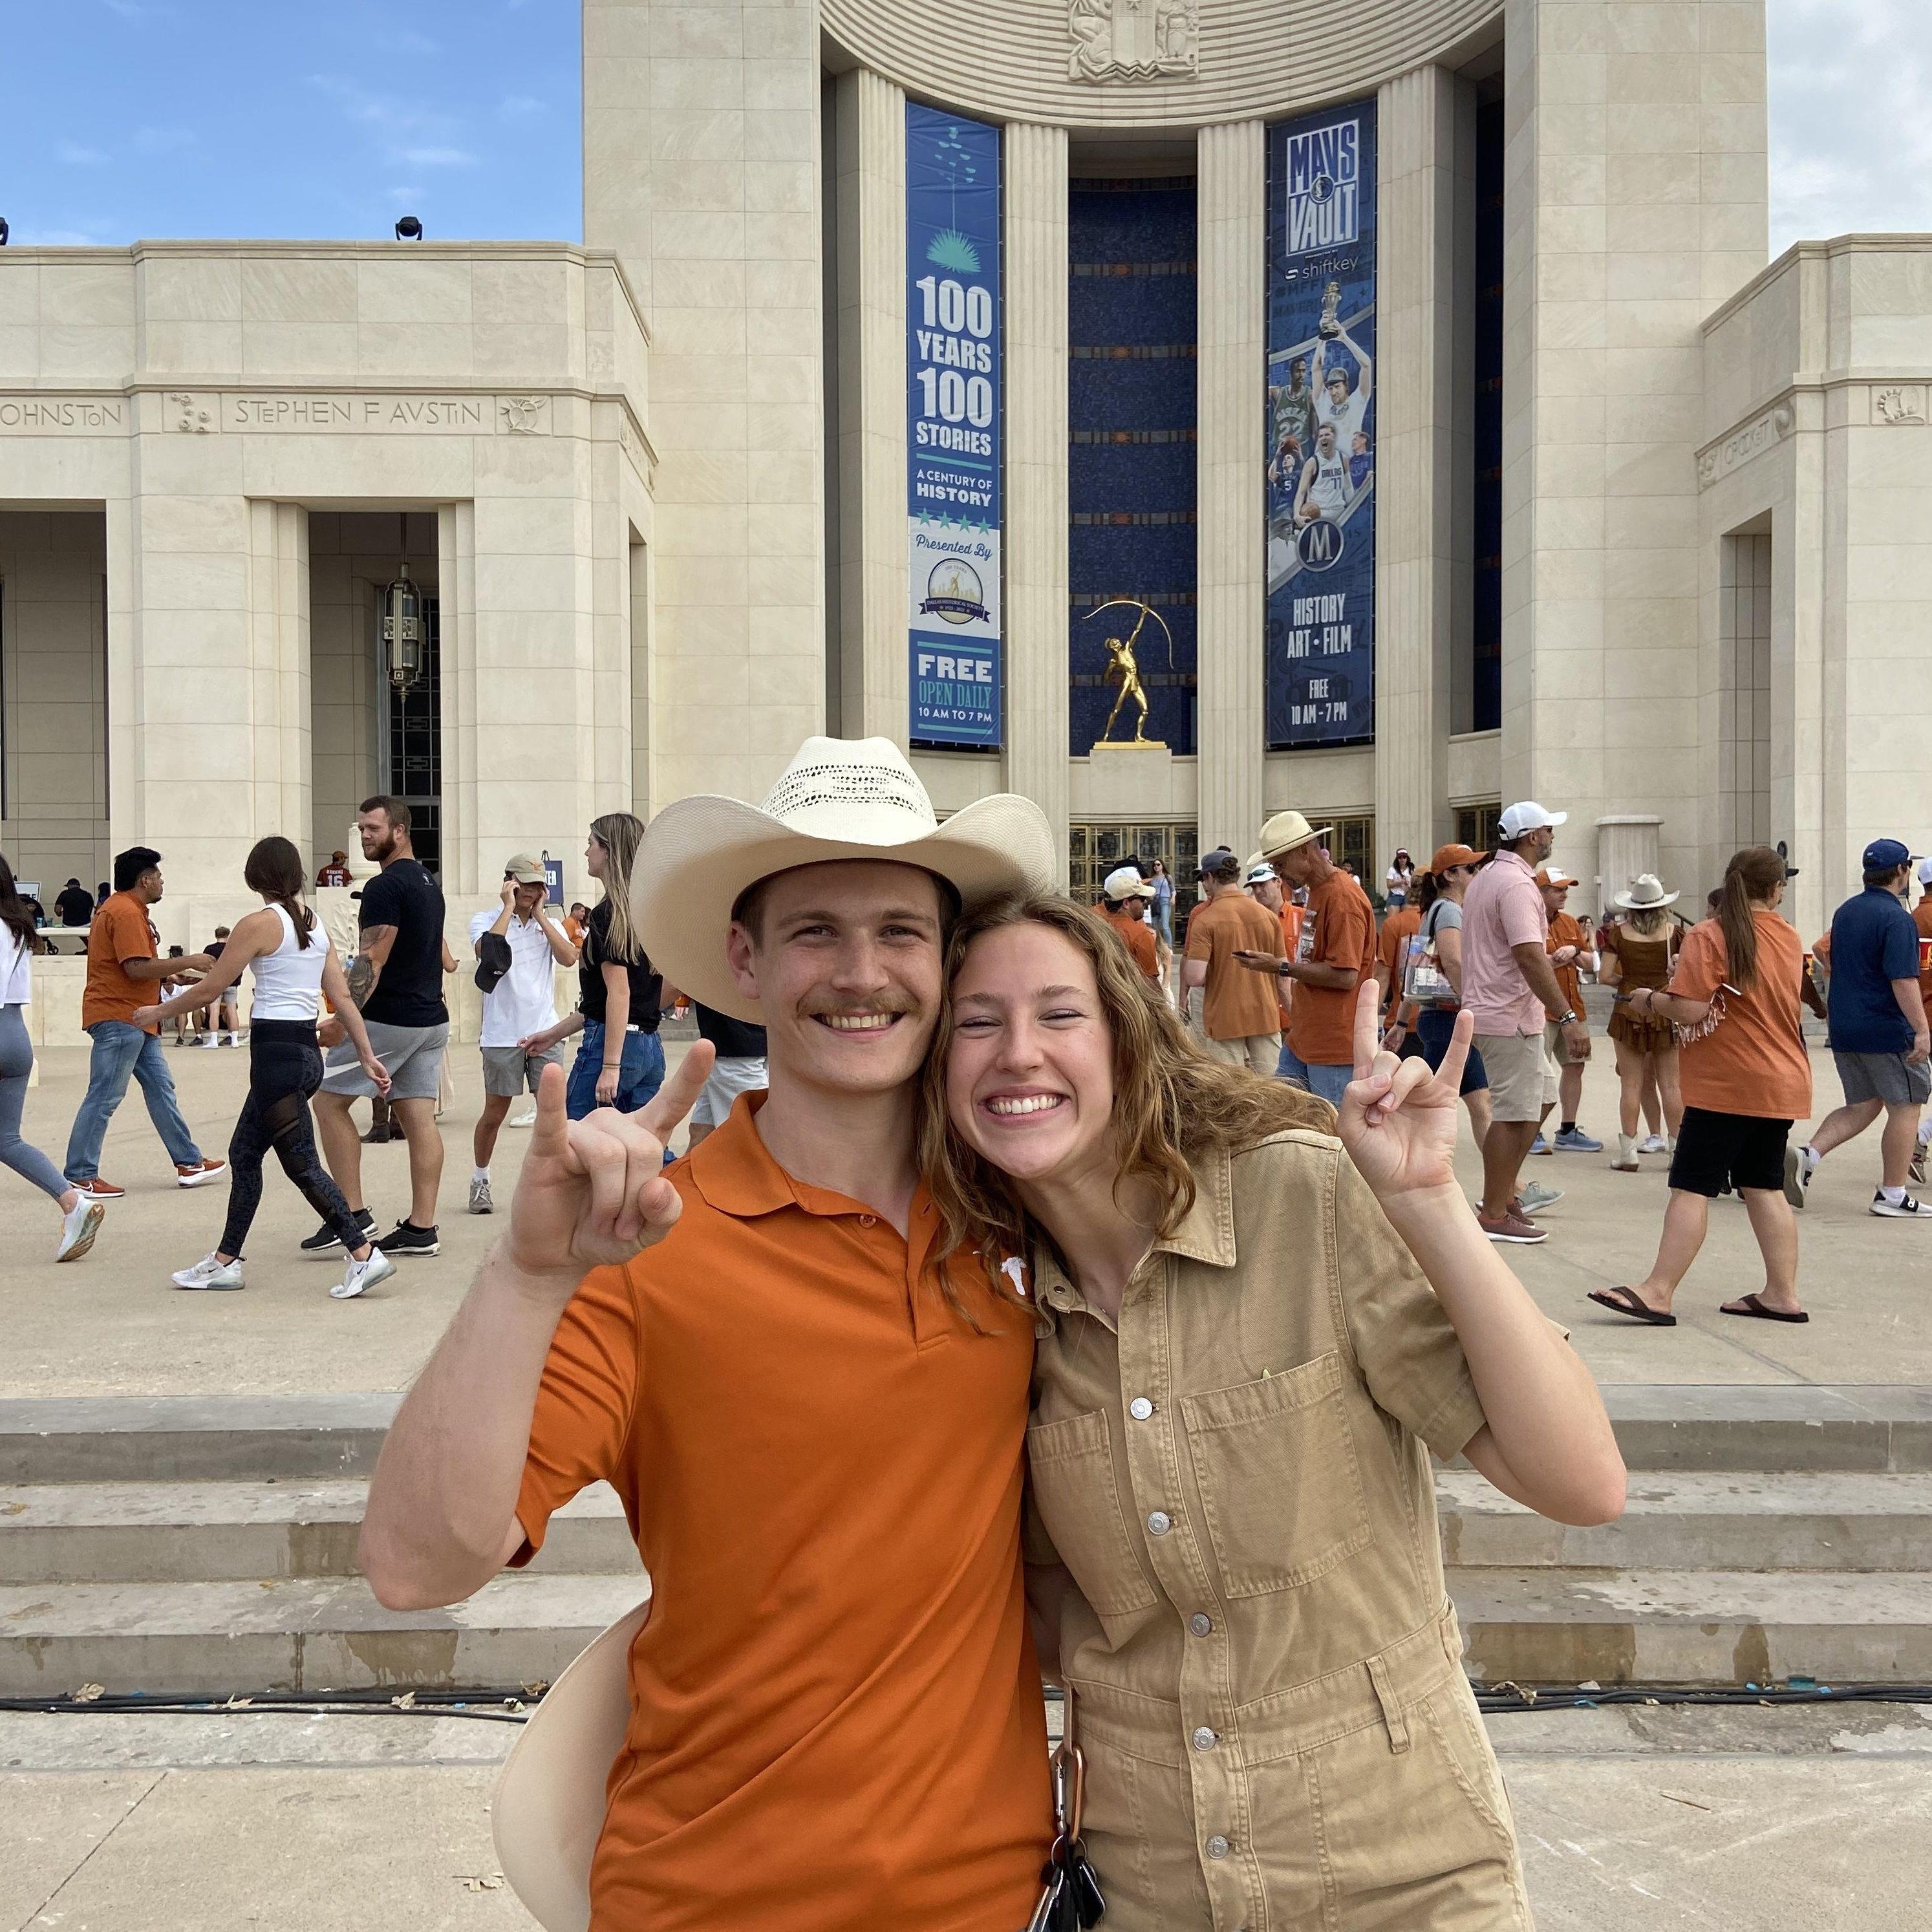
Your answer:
[918,892,1333,1304]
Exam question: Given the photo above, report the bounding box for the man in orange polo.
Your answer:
[1237,810,1377,1107]
[1536,865,1604,1154]
[1096,863,1161,983]
[360,738,1056,1932]
[1373,880,1422,1043]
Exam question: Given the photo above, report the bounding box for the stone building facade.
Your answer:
[1,0,1926,1039]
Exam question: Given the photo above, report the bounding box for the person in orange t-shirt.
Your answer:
[357,740,1056,1932]
[1237,811,1375,1108]
[1375,897,1422,1038]
[63,845,223,1197]
[1536,866,1603,1152]
[1182,848,1285,1075]
[1096,864,1161,983]
[1590,846,1812,1326]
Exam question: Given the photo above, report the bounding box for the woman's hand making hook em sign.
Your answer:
[1335,978,1470,1204]
[502,1042,716,1297]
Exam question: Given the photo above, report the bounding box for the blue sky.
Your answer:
[0,0,581,246]
[0,1,1926,257]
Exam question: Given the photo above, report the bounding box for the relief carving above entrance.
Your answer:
[1068,0,1198,82]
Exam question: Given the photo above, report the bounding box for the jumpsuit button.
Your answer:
[1192,1726,1219,1752]
[1128,1396,1154,1421]
[1146,1510,1172,1536]
[1188,1613,1213,1637]
[1206,1834,1230,1860]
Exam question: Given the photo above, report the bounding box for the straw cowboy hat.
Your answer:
[1256,809,1333,859]
[1614,872,1679,911]
[493,1593,653,1932]
[633,736,1057,1022]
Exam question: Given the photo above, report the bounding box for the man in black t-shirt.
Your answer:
[310,795,453,1263]
[686,999,769,1148]
[55,878,94,927]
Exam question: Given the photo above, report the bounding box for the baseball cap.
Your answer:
[1919,857,1932,886]
[1497,800,1567,839]
[1101,864,1155,901]
[1244,860,1276,886]
[503,852,547,885]
[1863,838,1916,872]
[1197,846,1241,881]
[1534,866,1578,889]
[1256,810,1333,860]
[1428,843,1482,875]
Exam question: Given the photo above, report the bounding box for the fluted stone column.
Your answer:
[245,499,312,862]
[1375,65,1469,857]
[834,67,909,745]
[1196,120,1267,854]
[1004,122,1071,879]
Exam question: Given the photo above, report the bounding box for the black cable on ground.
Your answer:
[4,1682,1931,1722]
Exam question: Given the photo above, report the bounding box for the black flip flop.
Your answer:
[1587,1285,1677,1327]
[1720,1292,1809,1324]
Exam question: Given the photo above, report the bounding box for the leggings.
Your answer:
[219,1020,367,1260]
[0,1004,69,1201]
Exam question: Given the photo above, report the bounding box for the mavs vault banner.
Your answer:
[1265,99,1377,749]
[907,103,1002,748]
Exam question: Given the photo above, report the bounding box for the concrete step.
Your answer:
[5,1565,1925,1697]
[6,1386,1928,1485]
[0,1571,649,1697]
[0,1481,639,1585]
[1450,1567,1932,1687]
[1437,1470,1932,1573]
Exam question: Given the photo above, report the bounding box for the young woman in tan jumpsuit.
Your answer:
[922,895,1626,1931]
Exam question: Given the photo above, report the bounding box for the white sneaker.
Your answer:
[172,1252,244,1291]
[508,1108,538,1129]
[1519,1181,1565,1215]
[332,1246,396,1300]
[56,1198,105,1263]
[1871,1191,1932,1219]
[1638,1133,1668,1155]
[1795,1144,1820,1195]
[468,1177,494,1215]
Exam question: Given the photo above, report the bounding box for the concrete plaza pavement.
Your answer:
[5,1702,1929,1931]
[6,1032,1929,1401]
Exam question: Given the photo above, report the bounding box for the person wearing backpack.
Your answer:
[466,855,578,1215]
[1388,844,1494,1154]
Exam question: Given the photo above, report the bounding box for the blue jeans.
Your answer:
[1276,1044,1353,1108]
[65,1020,204,1183]
[566,1021,666,1121]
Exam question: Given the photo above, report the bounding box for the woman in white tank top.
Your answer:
[134,836,399,1300]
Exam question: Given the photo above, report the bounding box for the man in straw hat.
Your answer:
[360,736,1058,1931]
[1459,802,1593,1244]
[1236,808,1377,1107]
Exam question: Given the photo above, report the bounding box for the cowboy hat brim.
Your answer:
[1613,889,1680,910]
[633,791,1057,1022]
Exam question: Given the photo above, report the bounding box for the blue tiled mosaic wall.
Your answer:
[1068,178,1199,755]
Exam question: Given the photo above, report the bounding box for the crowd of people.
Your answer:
[0,797,766,1295]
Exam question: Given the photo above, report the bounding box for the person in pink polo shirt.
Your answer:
[1460,803,1593,1243]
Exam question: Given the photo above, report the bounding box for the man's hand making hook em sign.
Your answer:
[1335,978,1470,1203]
[501,1041,717,1295]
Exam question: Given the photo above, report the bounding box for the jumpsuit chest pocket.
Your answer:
[1025,1407,1161,1618]
[1178,1349,1372,1598]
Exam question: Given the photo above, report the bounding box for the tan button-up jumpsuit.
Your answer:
[1024,1128,1534,1931]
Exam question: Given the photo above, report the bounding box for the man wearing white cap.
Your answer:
[1460,802,1593,1243]
[1236,809,1377,1107]
[1097,863,1161,984]
[360,738,1057,1930]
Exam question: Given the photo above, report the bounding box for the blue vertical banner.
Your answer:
[1265,99,1377,748]
[907,103,1002,748]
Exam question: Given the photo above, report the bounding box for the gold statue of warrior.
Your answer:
[1082,598,1175,747]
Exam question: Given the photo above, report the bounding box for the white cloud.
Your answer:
[56,141,111,166]
[1769,0,1932,253]
[396,147,478,169]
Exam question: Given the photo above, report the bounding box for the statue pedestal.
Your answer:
[1086,739,1174,817]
